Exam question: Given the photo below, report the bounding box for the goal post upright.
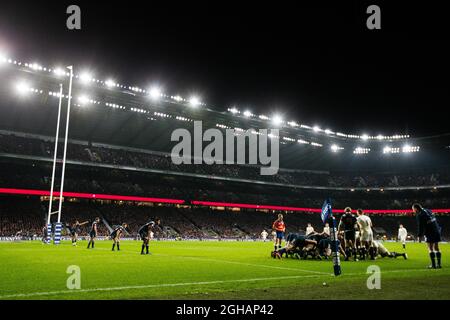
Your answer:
[54,66,74,244]
[46,83,64,243]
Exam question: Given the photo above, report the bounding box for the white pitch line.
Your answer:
[94,247,331,275]
[0,274,327,299]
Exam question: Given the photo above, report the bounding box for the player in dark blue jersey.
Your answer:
[66,220,89,246]
[110,223,128,251]
[413,203,442,269]
[138,218,161,255]
[272,233,317,259]
[87,217,101,249]
[338,207,358,261]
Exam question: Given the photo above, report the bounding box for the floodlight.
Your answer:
[229,107,239,114]
[243,110,252,117]
[361,134,369,140]
[331,144,339,152]
[149,87,161,100]
[105,79,116,87]
[272,115,283,125]
[313,126,321,132]
[53,67,65,76]
[15,81,31,95]
[78,95,90,105]
[189,96,200,107]
[79,72,92,84]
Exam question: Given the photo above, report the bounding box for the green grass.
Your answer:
[0,240,449,300]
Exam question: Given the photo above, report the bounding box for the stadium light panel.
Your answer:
[259,114,269,120]
[1,53,8,64]
[149,87,161,100]
[313,126,321,132]
[15,81,31,95]
[287,121,298,127]
[229,107,239,114]
[105,79,116,87]
[331,144,339,152]
[243,110,252,117]
[272,115,283,126]
[79,72,93,84]
[78,95,90,105]
[53,67,65,76]
[189,96,200,107]
[361,134,369,140]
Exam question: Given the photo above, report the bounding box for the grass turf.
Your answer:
[0,240,448,300]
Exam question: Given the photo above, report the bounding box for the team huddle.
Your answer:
[270,203,443,269]
[61,217,162,254]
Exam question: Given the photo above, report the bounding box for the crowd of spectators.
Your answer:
[1,133,450,189]
[1,197,449,241]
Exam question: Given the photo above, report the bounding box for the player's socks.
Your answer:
[146,245,149,254]
[274,245,277,251]
[92,241,95,249]
[436,251,442,268]
[112,243,115,251]
[141,244,145,254]
[117,243,120,251]
[429,252,436,268]
[87,240,91,249]
[353,249,358,261]
[360,248,366,260]
[402,244,406,249]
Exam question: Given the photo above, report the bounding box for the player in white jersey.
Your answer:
[305,223,315,236]
[373,240,408,259]
[398,224,408,249]
[261,229,268,242]
[356,209,374,259]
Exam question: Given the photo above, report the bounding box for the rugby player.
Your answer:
[398,224,408,249]
[66,220,89,246]
[356,209,374,260]
[272,232,317,259]
[110,223,128,251]
[87,217,100,249]
[338,207,358,261]
[372,240,408,259]
[413,203,442,269]
[138,218,162,255]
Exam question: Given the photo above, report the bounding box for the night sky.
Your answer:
[0,1,448,137]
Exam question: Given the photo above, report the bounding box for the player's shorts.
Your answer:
[275,231,284,239]
[344,230,355,241]
[139,231,149,240]
[360,230,373,242]
[89,231,97,238]
[425,230,441,243]
[70,231,76,237]
[399,236,407,243]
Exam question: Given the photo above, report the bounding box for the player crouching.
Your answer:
[271,233,317,259]
[138,218,162,255]
[110,223,128,251]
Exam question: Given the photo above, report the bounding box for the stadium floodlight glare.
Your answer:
[229,107,239,114]
[53,67,65,76]
[79,72,93,84]
[105,79,116,87]
[287,121,298,127]
[149,87,161,100]
[313,126,321,132]
[173,95,182,102]
[243,110,252,117]
[402,145,420,153]
[272,115,283,126]
[259,114,269,120]
[0,53,6,62]
[376,134,384,140]
[189,96,200,107]
[78,95,90,105]
[331,144,339,152]
[361,134,369,140]
[15,81,31,95]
